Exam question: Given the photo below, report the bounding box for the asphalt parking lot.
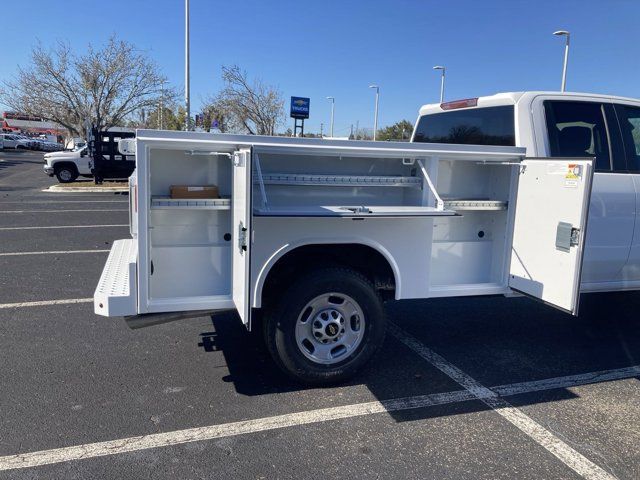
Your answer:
[1,149,639,479]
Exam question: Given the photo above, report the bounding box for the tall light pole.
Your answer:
[184,0,191,131]
[159,80,165,130]
[433,66,445,103]
[326,96,335,138]
[553,30,570,92]
[369,85,379,141]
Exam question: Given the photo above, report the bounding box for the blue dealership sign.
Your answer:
[290,96,310,119]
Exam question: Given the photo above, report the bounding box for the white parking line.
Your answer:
[493,365,640,396]
[389,324,617,480]
[0,298,93,309]
[0,390,474,471]
[0,250,109,257]
[0,362,636,472]
[0,209,127,213]
[0,224,128,231]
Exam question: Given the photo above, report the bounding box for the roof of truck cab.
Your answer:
[418,91,640,116]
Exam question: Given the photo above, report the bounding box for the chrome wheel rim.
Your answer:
[59,169,72,181]
[295,293,366,365]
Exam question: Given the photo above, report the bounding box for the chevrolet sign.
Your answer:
[290,96,310,119]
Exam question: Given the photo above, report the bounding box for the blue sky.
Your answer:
[2,0,639,135]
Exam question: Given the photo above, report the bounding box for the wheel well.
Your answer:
[261,244,396,306]
[53,162,78,174]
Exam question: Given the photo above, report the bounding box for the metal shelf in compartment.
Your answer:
[151,196,231,210]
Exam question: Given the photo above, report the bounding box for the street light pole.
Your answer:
[184,0,191,131]
[369,85,379,141]
[553,30,570,92]
[159,80,165,130]
[433,66,445,103]
[326,96,335,138]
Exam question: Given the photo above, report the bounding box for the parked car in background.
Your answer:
[1,133,30,149]
[43,144,92,182]
[17,135,38,149]
[31,138,46,151]
[41,140,63,152]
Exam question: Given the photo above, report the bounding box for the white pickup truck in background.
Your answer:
[413,92,640,292]
[43,144,92,183]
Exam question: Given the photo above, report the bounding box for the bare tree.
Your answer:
[213,65,284,135]
[1,36,171,136]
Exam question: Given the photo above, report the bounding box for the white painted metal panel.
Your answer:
[509,159,594,314]
[250,216,434,307]
[581,173,635,284]
[627,174,640,281]
[232,149,252,324]
[94,239,137,316]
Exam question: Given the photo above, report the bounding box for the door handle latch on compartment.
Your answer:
[238,222,248,251]
[555,222,580,252]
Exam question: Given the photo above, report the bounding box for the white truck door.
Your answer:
[232,148,252,324]
[509,158,594,315]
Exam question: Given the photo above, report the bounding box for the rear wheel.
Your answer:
[264,267,386,385]
[55,164,78,183]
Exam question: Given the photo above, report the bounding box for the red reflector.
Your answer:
[440,98,478,110]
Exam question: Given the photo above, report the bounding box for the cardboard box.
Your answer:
[170,185,219,199]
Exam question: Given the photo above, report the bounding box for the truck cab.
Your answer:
[413,92,640,292]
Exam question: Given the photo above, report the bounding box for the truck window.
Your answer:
[413,106,515,146]
[615,104,640,172]
[544,101,611,171]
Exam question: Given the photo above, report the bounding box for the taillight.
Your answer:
[440,98,478,110]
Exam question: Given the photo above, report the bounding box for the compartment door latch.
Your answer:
[556,222,580,252]
[238,222,248,252]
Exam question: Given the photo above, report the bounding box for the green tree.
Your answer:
[144,105,184,131]
[376,120,414,141]
[200,101,229,132]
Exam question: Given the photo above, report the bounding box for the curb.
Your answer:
[44,185,128,193]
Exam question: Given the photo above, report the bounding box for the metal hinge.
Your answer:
[570,227,580,247]
[238,222,247,251]
[233,153,244,167]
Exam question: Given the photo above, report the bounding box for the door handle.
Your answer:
[556,222,580,252]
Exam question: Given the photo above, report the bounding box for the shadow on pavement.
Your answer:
[199,290,640,423]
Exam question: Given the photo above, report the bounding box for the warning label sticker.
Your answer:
[565,164,582,180]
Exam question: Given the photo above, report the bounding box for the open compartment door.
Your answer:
[509,158,594,315]
[232,149,252,324]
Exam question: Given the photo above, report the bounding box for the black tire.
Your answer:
[263,267,386,385]
[55,164,78,183]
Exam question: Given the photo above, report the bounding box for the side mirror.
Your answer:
[80,149,87,157]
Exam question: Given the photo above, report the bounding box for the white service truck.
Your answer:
[93,91,639,384]
[43,145,92,183]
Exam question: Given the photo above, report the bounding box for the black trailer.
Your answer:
[89,128,136,184]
